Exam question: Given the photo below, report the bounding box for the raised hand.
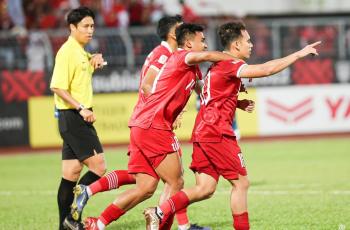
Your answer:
[90,53,105,69]
[298,41,322,58]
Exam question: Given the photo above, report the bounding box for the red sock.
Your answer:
[233,212,250,230]
[89,170,135,195]
[159,191,190,216]
[99,204,126,225]
[175,208,189,225]
[159,213,174,230]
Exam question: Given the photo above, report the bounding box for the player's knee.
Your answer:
[240,178,250,191]
[234,177,250,191]
[197,184,216,200]
[175,176,184,190]
[139,183,157,199]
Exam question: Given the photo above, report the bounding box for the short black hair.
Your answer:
[67,6,95,26]
[218,21,246,49]
[175,23,204,47]
[157,15,183,40]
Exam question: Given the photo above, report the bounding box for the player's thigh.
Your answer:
[200,137,247,180]
[132,127,180,158]
[155,151,183,186]
[190,142,220,181]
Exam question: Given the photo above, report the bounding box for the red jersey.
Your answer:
[138,41,173,103]
[131,41,172,120]
[129,49,202,130]
[191,60,246,142]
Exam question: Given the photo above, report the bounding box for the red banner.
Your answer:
[1,70,47,103]
[292,59,334,85]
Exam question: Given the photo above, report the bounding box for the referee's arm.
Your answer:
[51,88,96,123]
[51,88,80,110]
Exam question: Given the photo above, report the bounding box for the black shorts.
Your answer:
[58,109,103,162]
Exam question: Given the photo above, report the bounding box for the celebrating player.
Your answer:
[144,21,321,230]
[81,23,234,230]
[68,16,210,230]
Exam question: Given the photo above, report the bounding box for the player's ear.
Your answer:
[169,32,176,40]
[233,40,240,51]
[69,23,77,32]
[185,39,192,49]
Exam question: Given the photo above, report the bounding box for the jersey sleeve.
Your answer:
[149,51,170,71]
[50,50,71,90]
[226,60,247,78]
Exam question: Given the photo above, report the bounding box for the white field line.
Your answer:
[0,190,350,196]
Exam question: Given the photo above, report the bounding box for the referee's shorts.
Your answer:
[57,109,103,162]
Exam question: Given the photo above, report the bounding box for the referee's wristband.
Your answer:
[77,104,85,112]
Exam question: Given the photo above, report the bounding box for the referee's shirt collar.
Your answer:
[68,36,87,53]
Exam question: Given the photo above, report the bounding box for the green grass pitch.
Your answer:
[0,137,349,229]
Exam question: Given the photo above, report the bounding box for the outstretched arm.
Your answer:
[185,51,233,65]
[239,41,321,78]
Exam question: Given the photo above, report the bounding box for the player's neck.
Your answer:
[166,39,178,52]
[223,50,241,60]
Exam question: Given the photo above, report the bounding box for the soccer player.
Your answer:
[50,7,107,230]
[144,21,321,230]
[82,23,234,230]
[69,15,209,230]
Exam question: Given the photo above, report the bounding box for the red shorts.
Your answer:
[190,136,247,181]
[128,127,181,179]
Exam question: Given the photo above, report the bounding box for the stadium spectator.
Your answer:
[144,21,321,230]
[0,0,12,30]
[143,0,164,24]
[101,0,129,28]
[128,0,144,26]
[49,7,107,230]
[178,0,204,24]
[7,0,27,36]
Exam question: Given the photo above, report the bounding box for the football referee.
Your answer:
[50,7,106,230]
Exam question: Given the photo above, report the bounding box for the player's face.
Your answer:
[190,31,208,52]
[70,16,94,46]
[238,30,253,60]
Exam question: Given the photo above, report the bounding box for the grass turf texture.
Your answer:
[0,137,349,229]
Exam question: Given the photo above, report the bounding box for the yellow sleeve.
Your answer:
[50,49,71,90]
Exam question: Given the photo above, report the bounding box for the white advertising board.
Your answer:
[257,84,350,136]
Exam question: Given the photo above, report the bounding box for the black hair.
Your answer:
[218,21,246,49]
[175,23,204,47]
[157,15,183,40]
[67,6,95,26]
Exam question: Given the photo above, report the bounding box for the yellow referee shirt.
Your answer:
[50,36,94,109]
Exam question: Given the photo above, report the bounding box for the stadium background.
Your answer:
[0,1,349,229]
[1,0,350,149]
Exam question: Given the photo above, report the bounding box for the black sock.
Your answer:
[78,170,101,186]
[57,178,77,230]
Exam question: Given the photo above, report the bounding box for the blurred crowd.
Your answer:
[0,0,174,34]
